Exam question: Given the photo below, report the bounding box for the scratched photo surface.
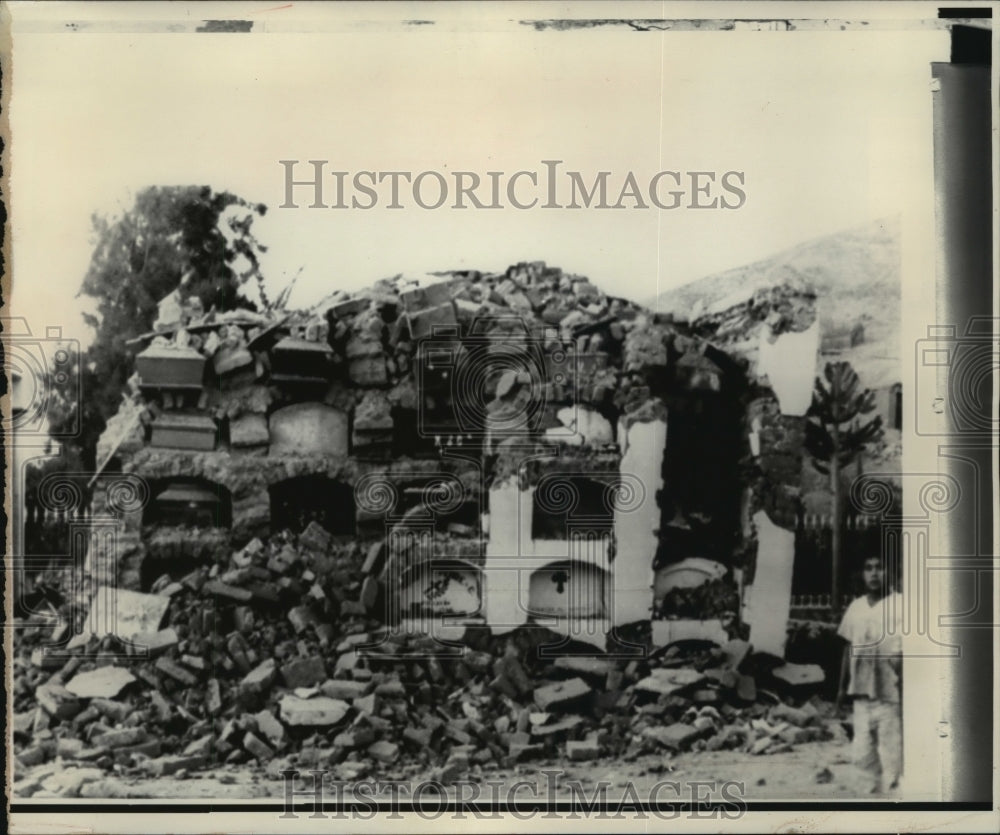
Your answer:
[2,2,995,832]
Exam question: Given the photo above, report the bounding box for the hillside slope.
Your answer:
[652,218,901,388]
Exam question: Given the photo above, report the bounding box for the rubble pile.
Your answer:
[13,521,835,797]
[15,259,836,797]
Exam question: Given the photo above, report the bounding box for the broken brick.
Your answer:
[533,678,591,711]
[287,606,320,634]
[202,580,253,603]
[531,715,584,737]
[495,654,532,695]
[279,695,349,727]
[298,521,332,554]
[281,656,327,689]
[183,735,215,757]
[360,576,380,611]
[320,679,369,701]
[362,541,385,575]
[206,678,223,714]
[553,656,611,679]
[352,693,378,716]
[566,739,600,761]
[181,654,208,672]
[772,663,825,687]
[243,731,274,761]
[130,628,179,656]
[508,742,544,762]
[144,753,208,776]
[148,691,173,722]
[403,726,432,748]
[240,659,277,697]
[635,668,705,697]
[65,667,136,700]
[367,740,399,764]
[91,727,148,750]
[254,710,286,746]
[36,683,82,719]
[374,679,406,699]
[643,723,703,752]
[155,657,199,686]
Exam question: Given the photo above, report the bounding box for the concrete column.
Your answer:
[742,509,795,656]
[613,416,667,626]
[484,478,529,634]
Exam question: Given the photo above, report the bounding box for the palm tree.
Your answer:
[804,361,884,610]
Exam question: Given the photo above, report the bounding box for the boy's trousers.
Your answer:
[853,697,902,792]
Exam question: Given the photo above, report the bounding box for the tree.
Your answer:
[45,186,268,469]
[804,361,884,611]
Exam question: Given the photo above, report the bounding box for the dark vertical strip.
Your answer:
[930,55,993,803]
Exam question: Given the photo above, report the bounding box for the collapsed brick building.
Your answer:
[91,260,820,658]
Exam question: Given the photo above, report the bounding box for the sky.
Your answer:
[6,2,949,348]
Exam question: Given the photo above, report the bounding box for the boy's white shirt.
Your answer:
[838,591,904,701]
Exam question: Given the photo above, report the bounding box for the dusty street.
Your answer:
[28,739,883,802]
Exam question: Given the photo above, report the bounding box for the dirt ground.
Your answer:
[30,739,895,802]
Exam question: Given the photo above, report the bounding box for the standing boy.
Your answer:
[837,554,903,794]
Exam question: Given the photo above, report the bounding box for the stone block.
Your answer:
[367,740,399,764]
[531,715,584,737]
[362,541,385,575]
[352,693,378,716]
[202,580,253,602]
[348,356,389,386]
[635,668,705,697]
[242,731,274,761]
[65,667,136,699]
[150,413,218,451]
[533,678,591,711]
[36,683,82,719]
[508,742,545,762]
[254,710,286,746]
[281,656,327,689]
[566,739,600,761]
[643,723,703,752]
[230,414,269,447]
[321,679,369,700]
[269,403,349,456]
[403,726,432,748]
[279,695,349,727]
[92,727,148,750]
[90,699,131,724]
[772,663,824,687]
[240,659,276,697]
[299,521,332,553]
[155,657,198,686]
[553,656,610,679]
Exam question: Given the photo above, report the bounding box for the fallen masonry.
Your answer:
[12,525,842,794]
[13,261,840,795]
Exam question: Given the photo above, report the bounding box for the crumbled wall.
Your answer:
[94,261,817,649]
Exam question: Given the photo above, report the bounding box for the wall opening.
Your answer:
[531,475,614,540]
[658,384,743,567]
[390,407,441,458]
[143,478,232,529]
[268,475,355,535]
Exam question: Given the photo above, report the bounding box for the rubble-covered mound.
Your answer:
[13,522,836,798]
